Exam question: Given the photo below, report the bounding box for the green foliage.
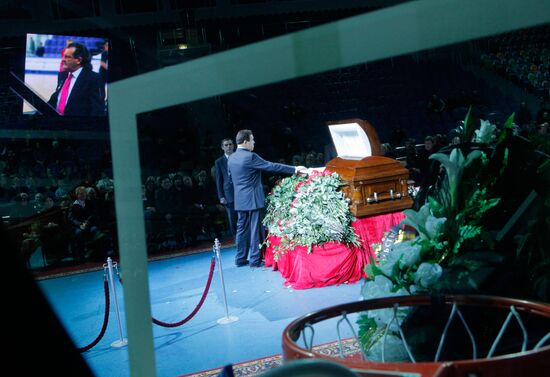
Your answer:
[357,315,383,352]
[509,135,550,301]
[462,106,476,142]
[495,112,515,145]
[263,174,307,227]
[429,148,483,216]
[364,254,384,280]
[359,109,550,356]
[401,204,433,241]
[362,111,510,306]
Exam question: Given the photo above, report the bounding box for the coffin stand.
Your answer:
[325,118,413,217]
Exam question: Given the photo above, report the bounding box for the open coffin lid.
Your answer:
[325,118,412,217]
[328,119,381,159]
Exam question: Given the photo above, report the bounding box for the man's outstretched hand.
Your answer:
[295,165,307,174]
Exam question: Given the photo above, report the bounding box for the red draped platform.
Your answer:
[264,211,405,289]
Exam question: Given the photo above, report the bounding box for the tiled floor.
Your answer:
[37,245,364,377]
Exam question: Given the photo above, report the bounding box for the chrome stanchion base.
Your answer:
[111,338,128,348]
[217,315,239,325]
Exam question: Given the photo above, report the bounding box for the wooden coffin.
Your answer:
[326,155,413,217]
[325,118,413,218]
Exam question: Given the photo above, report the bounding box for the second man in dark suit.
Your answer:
[228,129,306,268]
[215,138,238,239]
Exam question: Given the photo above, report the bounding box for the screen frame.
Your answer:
[22,33,108,116]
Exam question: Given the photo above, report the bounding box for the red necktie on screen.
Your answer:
[57,72,73,115]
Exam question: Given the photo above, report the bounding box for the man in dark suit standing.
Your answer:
[48,42,105,117]
[215,138,238,239]
[228,129,306,268]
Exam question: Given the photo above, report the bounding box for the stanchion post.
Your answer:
[107,257,128,347]
[214,239,238,325]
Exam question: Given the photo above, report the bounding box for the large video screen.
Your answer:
[23,33,108,116]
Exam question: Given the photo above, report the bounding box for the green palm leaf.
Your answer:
[463,106,476,142]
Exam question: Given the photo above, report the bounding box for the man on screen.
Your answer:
[48,42,105,117]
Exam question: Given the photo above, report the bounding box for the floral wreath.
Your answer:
[263,169,360,261]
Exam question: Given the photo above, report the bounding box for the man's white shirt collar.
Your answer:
[71,67,83,79]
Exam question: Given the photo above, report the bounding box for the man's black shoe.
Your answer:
[249,263,263,268]
[236,260,249,267]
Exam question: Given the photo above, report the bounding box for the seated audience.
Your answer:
[68,186,103,261]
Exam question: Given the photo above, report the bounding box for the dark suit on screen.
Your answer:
[215,154,238,238]
[228,147,295,267]
[48,69,105,116]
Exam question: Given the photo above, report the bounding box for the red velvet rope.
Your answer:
[78,276,110,352]
[152,256,216,328]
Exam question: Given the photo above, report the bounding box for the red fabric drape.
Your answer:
[264,211,405,289]
[352,211,406,257]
